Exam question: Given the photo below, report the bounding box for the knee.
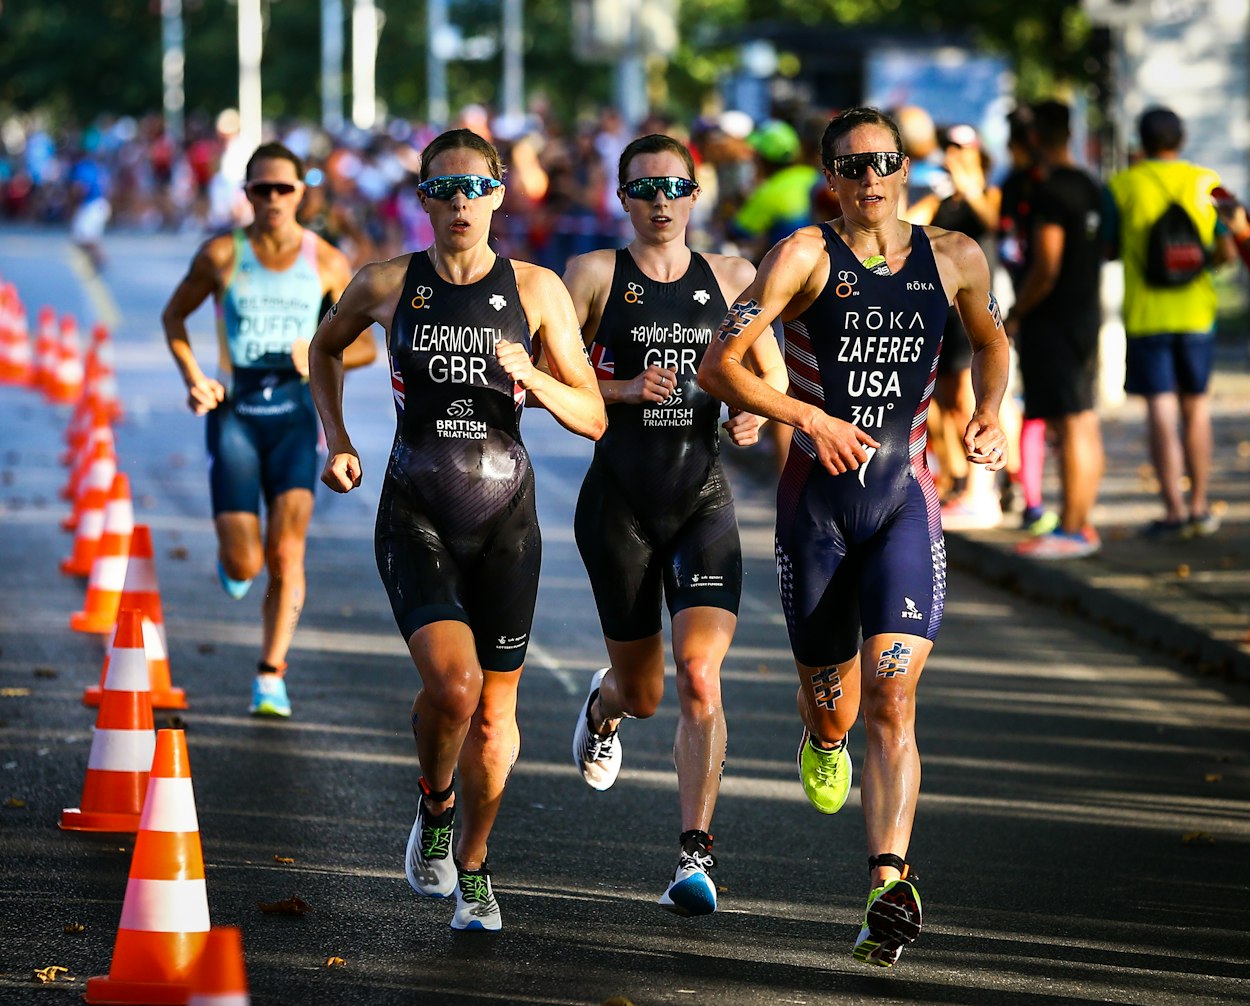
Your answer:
[862,685,915,741]
[615,674,663,720]
[418,668,481,724]
[221,548,263,582]
[265,537,306,580]
[674,656,722,721]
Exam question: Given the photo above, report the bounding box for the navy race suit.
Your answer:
[375,251,539,671]
[575,249,742,640]
[776,224,950,666]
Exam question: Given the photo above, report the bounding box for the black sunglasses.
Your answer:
[830,151,906,180]
[244,181,299,198]
[622,176,699,201]
[416,174,503,200]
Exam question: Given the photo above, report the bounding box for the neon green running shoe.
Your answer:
[796,729,852,814]
[853,878,923,967]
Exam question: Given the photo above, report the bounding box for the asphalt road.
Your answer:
[1,227,1248,1005]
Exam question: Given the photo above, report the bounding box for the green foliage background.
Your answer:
[0,0,1092,126]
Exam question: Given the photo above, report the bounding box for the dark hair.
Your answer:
[1030,100,1071,148]
[820,107,904,172]
[1139,106,1184,156]
[618,133,696,188]
[246,142,304,181]
[1007,105,1034,147]
[419,128,503,182]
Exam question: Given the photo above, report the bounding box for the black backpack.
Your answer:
[1142,171,1209,287]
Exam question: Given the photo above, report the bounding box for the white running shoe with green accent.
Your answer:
[572,668,621,791]
[451,862,501,931]
[405,801,456,898]
[853,878,922,967]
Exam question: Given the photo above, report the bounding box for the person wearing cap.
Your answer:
[162,141,377,718]
[730,119,821,264]
[699,106,1009,969]
[1106,106,1237,538]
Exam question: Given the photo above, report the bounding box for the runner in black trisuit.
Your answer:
[309,129,605,933]
[700,108,1009,966]
[564,134,785,916]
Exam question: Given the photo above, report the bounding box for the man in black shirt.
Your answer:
[1004,100,1105,559]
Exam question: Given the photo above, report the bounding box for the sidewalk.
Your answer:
[944,342,1250,685]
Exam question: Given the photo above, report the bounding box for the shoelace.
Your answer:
[459,872,495,908]
[581,714,618,763]
[812,743,844,784]
[421,821,453,860]
[680,846,717,874]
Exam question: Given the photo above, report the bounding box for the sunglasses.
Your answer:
[622,176,699,201]
[244,181,299,198]
[830,151,906,180]
[416,174,503,200]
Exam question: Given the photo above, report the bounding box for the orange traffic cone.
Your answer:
[84,525,188,710]
[85,729,211,1005]
[187,927,249,1006]
[88,322,123,422]
[62,405,114,506]
[32,305,58,392]
[61,441,116,576]
[60,609,155,832]
[63,427,115,531]
[48,313,84,405]
[72,472,133,632]
[0,283,32,386]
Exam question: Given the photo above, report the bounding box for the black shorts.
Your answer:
[574,456,741,642]
[1016,312,1100,420]
[374,467,541,672]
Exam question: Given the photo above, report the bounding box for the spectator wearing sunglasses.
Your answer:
[308,128,605,933]
[699,106,1009,968]
[162,141,376,719]
[562,134,786,917]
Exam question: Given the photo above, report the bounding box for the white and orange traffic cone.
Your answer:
[87,322,123,422]
[62,425,115,529]
[0,283,33,386]
[47,312,84,405]
[61,441,116,576]
[71,471,133,632]
[60,609,155,833]
[187,927,249,1006]
[84,525,188,710]
[84,729,211,1005]
[32,305,58,393]
[62,405,114,507]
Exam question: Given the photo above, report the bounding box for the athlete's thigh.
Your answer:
[206,407,262,516]
[665,465,742,621]
[858,484,944,643]
[574,460,663,642]
[264,487,314,555]
[464,471,542,673]
[776,502,861,669]
[860,631,932,702]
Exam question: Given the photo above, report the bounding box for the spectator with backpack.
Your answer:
[1106,107,1237,538]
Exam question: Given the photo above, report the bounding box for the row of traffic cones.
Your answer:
[0,272,248,1003]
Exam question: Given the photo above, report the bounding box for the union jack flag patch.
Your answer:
[587,341,614,379]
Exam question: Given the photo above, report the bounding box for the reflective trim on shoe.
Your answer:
[451,861,501,931]
[217,560,253,600]
[571,668,621,791]
[249,673,291,717]
[1015,527,1100,560]
[852,878,923,968]
[405,801,456,898]
[797,729,852,814]
[1184,512,1221,538]
[658,839,718,917]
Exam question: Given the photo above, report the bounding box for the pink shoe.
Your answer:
[940,497,1002,531]
[1016,528,1101,559]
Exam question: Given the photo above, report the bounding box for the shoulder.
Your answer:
[351,253,412,296]
[313,233,353,285]
[512,258,569,300]
[561,248,618,288]
[198,231,237,271]
[925,226,987,274]
[702,251,755,294]
[764,224,829,270]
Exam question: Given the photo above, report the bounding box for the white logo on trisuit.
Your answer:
[693,289,711,305]
[901,596,923,620]
[488,294,507,311]
[857,446,877,487]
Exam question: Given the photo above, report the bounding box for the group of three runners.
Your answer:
[162,107,1009,962]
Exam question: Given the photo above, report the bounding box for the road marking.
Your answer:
[65,244,122,330]
[527,640,578,694]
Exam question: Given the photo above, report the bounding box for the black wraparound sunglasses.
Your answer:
[621,176,699,200]
[830,151,906,180]
[244,181,298,198]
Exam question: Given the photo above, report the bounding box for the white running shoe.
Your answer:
[451,862,502,931]
[571,668,621,791]
[657,835,718,917]
[404,801,456,898]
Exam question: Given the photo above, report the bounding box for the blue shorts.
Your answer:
[206,375,319,516]
[1124,331,1215,397]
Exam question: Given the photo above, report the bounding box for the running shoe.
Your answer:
[572,668,621,791]
[217,560,253,600]
[1184,512,1221,538]
[939,496,1002,531]
[249,673,291,717]
[1021,506,1059,536]
[658,833,718,917]
[852,877,923,968]
[451,861,501,931]
[1015,527,1100,560]
[1140,518,1185,539]
[405,800,456,898]
[797,729,851,814]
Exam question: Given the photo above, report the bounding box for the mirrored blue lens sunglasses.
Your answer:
[416,174,503,200]
[622,176,699,200]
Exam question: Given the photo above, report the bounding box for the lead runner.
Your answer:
[699,107,1009,966]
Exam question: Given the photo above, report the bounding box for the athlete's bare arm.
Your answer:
[698,227,880,474]
[930,228,1010,471]
[706,251,787,446]
[309,255,410,493]
[161,234,234,416]
[508,261,606,440]
[562,249,675,405]
[311,238,377,374]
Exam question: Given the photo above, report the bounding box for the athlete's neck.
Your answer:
[247,221,303,258]
[835,217,910,262]
[429,243,496,285]
[626,238,692,283]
